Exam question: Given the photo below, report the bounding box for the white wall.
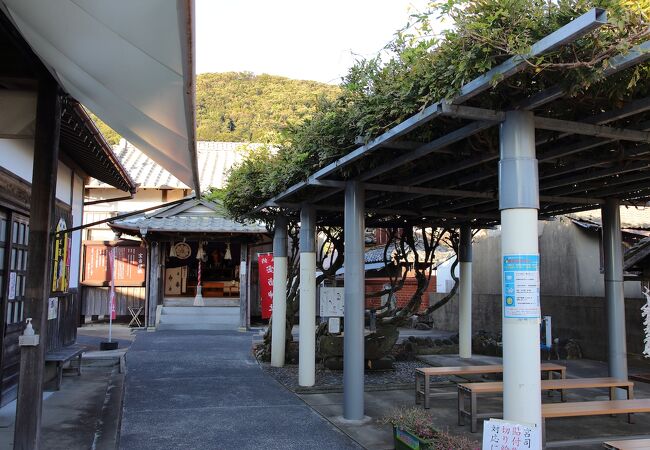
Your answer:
[0,137,75,205]
[436,257,459,293]
[69,173,84,288]
[84,188,165,213]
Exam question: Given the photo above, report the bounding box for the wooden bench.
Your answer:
[603,438,650,449]
[415,363,566,409]
[458,377,634,432]
[542,399,650,447]
[45,344,85,390]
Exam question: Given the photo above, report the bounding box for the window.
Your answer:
[6,214,28,325]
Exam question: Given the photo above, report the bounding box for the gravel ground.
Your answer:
[259,359,447,391]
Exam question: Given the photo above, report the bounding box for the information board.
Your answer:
[83,244,146,286]
[320,287,345,317]
[47,297,58,320]
[482,419,540,450]
[503,254,540,319]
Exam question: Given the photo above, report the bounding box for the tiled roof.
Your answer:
[114,215,265,234]
[87,140,263,191]
[110,198,266,235]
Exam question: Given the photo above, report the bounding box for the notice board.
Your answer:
[83,243,146,286]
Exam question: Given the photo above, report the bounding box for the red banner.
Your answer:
[108,247,117,320]
[258,253,274,319]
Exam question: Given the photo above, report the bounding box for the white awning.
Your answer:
[1,0,200,193]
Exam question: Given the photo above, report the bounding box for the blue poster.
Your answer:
[503,254,540,319]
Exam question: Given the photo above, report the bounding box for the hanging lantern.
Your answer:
[169,241,177,257]
[224,243,232,260]
[196,241,205,260]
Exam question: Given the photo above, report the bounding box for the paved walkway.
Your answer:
[120,330,361,450]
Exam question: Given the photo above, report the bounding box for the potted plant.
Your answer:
[382,407,436,449]
[382,407,480,450]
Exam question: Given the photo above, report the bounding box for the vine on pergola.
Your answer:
[221,0,649,224]
[217,1,650,360]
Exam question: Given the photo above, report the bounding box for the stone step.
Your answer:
[164,297,239,307]
[161,306,239,316]
[156,322,239,331]
[158,314,239,325]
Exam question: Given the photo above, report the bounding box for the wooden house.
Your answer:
[0,12,136,406]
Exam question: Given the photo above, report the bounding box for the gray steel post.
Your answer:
[298,205,316,386]
[459,224,473,358]
[602,198,628,397]
[499,110,542,437]
[271,216,289,367]
[343,181,365,420]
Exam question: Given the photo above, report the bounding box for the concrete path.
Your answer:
[120,330,362,450]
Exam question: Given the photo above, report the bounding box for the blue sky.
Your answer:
[196,0,433,84]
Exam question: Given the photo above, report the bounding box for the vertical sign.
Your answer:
[52,218,70,292]
[258,253,274,319]
[503,254,540,319]
[108,247,117,319]
[483,419,540,449]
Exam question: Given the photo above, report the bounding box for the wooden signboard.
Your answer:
[51,218,71,292]
[83,242,146,286]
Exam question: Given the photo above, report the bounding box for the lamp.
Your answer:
[224,243,232,260]
[169,242,177,257]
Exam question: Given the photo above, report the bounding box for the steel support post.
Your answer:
[239,242,249,330]
[602,198,628,398]
[14,76,60,450]
[459,224,473,359]
[271,216,289,367]
[343,181,365,420]
[499,111,542,441]
[299,206,316,386]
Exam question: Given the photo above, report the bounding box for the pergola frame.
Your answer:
[260,8,650,438]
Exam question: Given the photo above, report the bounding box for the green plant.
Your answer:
[381,407,480,449]
[381,407,438,441]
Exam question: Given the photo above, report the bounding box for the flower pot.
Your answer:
[393,426,433,450]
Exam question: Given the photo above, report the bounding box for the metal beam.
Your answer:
[258,13,609,208]
[535,117,650,142]
[453,8,607,104]
[312,101,443,181]
[439,102,505,122]
[536,96,650,146]
[360,121,497,182]
[518,40,650,111]
[364,183,494,199]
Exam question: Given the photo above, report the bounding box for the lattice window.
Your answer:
[7,214,28,325]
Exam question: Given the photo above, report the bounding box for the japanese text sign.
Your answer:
[503,254,540,319]
[258,253,274,319]
[482,419,541,450]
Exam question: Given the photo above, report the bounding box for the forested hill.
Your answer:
[196,72,339,142]
[90,72,339,145]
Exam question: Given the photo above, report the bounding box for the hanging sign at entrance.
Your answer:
[503,254,540,319]
[258,253,274,319]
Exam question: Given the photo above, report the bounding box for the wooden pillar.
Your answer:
[146,242,160,328]
[14,76,61,450]
[239,242,249,330]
